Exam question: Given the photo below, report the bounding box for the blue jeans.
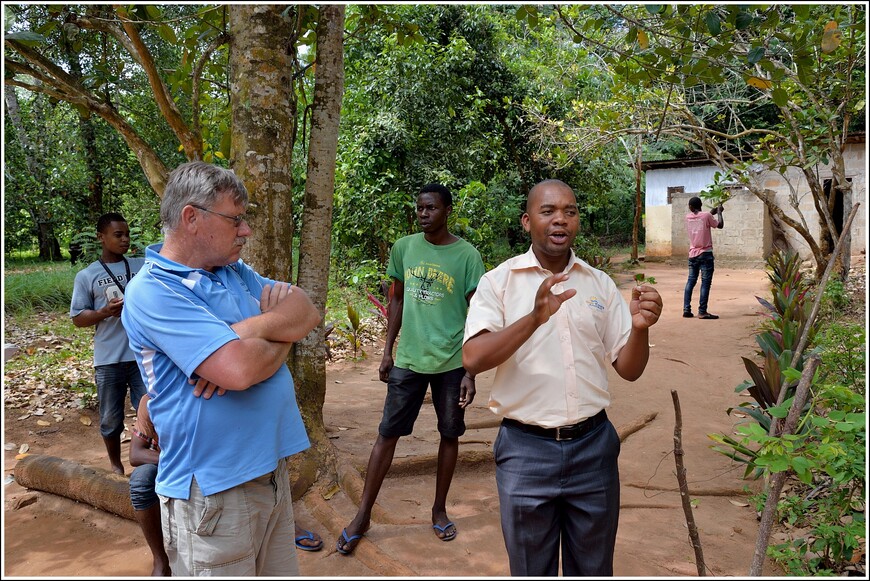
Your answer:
[683,251,715,314]
[130,463,159,510]
[95,361,146,438]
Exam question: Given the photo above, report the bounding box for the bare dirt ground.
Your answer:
[3,256,862,578]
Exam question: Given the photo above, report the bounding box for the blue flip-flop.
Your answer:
[295,529,323,552]
[336,527,363,555]
[433,521,457,541]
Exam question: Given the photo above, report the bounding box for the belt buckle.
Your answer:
[555,426,573,441]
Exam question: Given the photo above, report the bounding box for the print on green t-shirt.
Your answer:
[386,234,485,374]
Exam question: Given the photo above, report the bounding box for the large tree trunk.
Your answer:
[229,5,297,282]
[292,4,346,493]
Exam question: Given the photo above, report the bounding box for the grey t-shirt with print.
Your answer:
[70,257,146,366]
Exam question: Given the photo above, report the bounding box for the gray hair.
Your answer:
[161,161,249,233]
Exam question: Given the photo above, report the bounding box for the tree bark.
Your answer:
[671,390,706,576]
[229,5,297,282]
[14,454,134,521]
[292,3,346,493]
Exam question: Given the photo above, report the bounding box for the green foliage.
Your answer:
[815,322,866,396]
[4,262,79,315]
[699,171,733,208]
[818,279,850,319]
[542,3,865,278]
[758,379,866,575]
[331,301,367,360]
[711,250,818,475]
[707,249,865,575]
[335,4,558,275]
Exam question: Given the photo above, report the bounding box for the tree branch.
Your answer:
[115,7,202,159]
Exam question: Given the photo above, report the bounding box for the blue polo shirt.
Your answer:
[121,243,310,498]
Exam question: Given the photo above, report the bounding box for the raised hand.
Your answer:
[630,284,662,330]
[531,273,577,326]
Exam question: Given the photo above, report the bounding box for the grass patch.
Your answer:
[5,262,80,316]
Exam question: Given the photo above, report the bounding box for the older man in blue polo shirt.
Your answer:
[122,161,321,576]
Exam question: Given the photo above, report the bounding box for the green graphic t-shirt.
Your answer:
[387,233,485,373]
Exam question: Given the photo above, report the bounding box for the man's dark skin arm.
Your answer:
[463,273,576,375]
[380,280,475,408]
[458,291,477,408]
[464,274,662,382]
[72,298,124,327]
[379,279,404,383]
[710,205,725,228]
[129,395,158,467]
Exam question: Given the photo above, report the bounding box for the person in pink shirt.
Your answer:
[683,196,724,319]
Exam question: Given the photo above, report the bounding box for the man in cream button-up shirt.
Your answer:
[463,179,662,577]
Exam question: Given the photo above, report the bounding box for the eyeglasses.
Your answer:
[191,205,247,227]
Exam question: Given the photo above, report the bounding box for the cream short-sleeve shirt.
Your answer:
[463,247,631,428]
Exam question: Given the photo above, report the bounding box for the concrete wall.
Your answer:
[645,204,672,257]
[763,141,866,259]
[670,190,770,267]
[644,141,866,265]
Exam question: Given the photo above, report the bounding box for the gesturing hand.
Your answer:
[532,273,577,326]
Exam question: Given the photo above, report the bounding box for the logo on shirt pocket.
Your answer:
[586,296,605,312]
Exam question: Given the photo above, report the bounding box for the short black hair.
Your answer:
[688,197,702,211]
[526,179,574,212]
[419,183,452,207]
[97,212,127,233]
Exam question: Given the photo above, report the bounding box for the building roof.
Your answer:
[640,157,713,171]
[642,132,865,171]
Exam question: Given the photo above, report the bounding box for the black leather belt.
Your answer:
[502,410,607,441]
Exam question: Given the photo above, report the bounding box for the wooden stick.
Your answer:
[671,390,706,576]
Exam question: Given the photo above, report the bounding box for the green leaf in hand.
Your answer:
[635,273,656,285]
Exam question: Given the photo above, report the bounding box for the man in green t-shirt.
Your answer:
[336,184,485,555]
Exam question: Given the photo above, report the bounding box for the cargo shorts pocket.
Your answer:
[193,490,222,536]
[189,488,256,576]
[158,494,176,552]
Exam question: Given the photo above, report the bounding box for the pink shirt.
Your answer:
[463,248,632,428]
[686,211,719,257]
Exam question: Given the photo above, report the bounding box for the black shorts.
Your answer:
[378,366,467,439]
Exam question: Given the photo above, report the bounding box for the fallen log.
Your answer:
[13,454,134,521]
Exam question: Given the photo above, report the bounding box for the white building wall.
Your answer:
[644,141,866,264]
[646,166,721,207]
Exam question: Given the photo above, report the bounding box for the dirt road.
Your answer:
[4,258,787,577]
